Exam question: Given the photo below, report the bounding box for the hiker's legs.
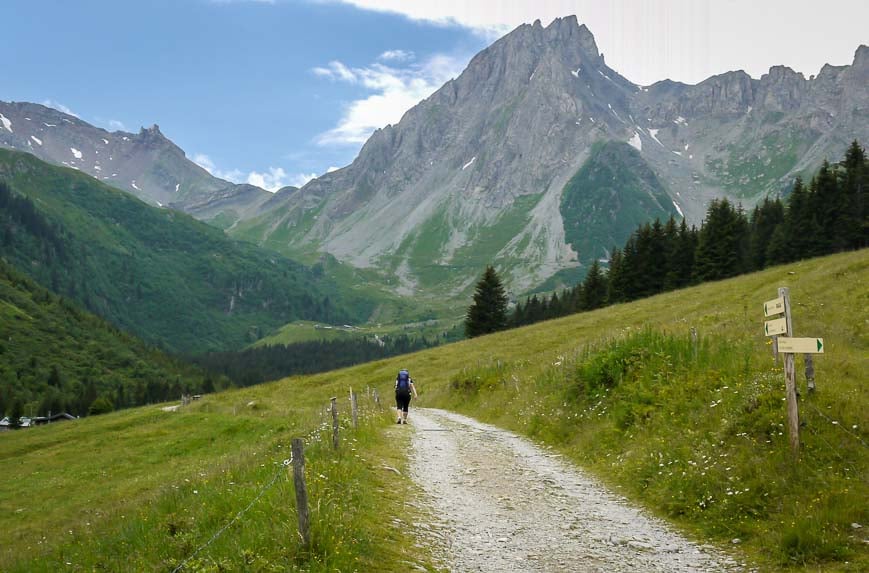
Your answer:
[396,392,410,423]
[402,395,412,422]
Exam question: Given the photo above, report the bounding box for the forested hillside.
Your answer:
[0,260,212,419]
[512,141,868,326]
[0,149,373,353]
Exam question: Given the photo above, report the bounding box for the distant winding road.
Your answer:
[408,408,742,572]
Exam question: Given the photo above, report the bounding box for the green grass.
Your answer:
[2,250,866,571]
[560,140,677,263]
[0,381,434,571]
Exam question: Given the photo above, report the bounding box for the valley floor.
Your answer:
[408,409,745,572]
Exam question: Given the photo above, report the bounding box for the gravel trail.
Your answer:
[408,408,741,572]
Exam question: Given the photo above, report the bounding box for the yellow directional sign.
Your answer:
[777,337,824,354]
[764,297,785,317]
[764,317,788,336]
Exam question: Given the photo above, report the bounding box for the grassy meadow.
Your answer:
[1,249,866,571]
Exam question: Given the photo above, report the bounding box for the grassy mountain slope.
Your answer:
[0,149,372,353]
[561,140,678,263]
[0,260,206,416]
[1,250,865,571]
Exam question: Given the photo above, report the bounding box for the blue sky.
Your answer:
[3,1,867,190]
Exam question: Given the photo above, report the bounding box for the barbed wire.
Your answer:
[804,400,867,448]
[170,455,293,573]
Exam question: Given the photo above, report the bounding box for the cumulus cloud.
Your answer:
[313,53,468,146]
[289,172,318,188]
[378,49,415,62]
[41,100,80,118]
[193,153,311,192]
[108,119,127,131]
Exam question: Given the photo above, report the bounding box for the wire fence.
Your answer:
[804,400,868,449]
[170,397,369,572]
[170,456,292,573]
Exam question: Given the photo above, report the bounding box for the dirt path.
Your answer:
[408,408,742,572]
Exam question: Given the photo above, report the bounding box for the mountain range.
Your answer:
[2,16,867,299]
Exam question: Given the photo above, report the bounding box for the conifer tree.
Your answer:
[693,199,749,281]
[840,140,867,249]
[748,197,785,271]
[464,266,509,338]
[580,259,608,310]
[606,247,626,303]
[665,219,697,289]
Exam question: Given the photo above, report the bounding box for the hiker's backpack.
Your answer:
[396,369,411,392]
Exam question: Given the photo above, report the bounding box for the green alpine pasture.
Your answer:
[1,250,866,571]
[560,140,677,263]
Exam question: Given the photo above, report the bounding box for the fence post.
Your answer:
[690,327,698,359]
[805,354,815,392]
[330,397,339,450]
[780,287,800,457]
[373,388,382,412]
[350,388,359,430]
[291,438,310,548]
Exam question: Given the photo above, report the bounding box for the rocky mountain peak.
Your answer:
[852,45,869,72]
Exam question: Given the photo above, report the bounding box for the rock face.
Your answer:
[233,17,867,297]
[0,101,271,224]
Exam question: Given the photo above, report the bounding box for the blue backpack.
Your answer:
[396,369,411,392]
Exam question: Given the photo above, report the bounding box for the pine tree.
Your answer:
[748,197,785,271]
[606,247,626,303]
[693,199,749,281]
[665,219,697,289]
[464,266,509,338]
[840,140,867,249]
[580,259,608,310]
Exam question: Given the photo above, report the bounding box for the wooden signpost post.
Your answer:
[762,287,824,457]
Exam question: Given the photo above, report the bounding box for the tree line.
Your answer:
[192,334,439,388]
[466,141,867,334]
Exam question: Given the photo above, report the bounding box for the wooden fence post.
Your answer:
[330,397,339,450]
[780,287,800,457]
[291,438,310,548]
[373,388,382,412]
[350,388,359,430]
[690,327,698,359]
[805,354,815,392]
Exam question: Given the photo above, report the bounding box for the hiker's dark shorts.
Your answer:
[395,390,411,413]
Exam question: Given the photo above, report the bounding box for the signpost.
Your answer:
[764,317,788,337]
[762,287,824,457]
[763,297,785,317]
[777,337,824,354]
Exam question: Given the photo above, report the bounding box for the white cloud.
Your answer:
[314,53,467,146]
[41,100,80,118]
[378,49,415,62]
[193,153,300,192]
[289,172,318,188]
[247,167,292,191]
[108,119,127,131]
[326,166,340,173]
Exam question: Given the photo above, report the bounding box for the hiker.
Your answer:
[394,368,418,424]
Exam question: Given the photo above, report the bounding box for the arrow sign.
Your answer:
[764,317,788,336]
[777,337,824,354]
[764,297,785,317]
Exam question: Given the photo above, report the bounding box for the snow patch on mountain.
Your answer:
[30,135,42,146]
[628,132,642,152]
[462,157,476,170]
[648,128,664,147]
[70,148,82,159]
[0,113,12,133]
[672,201,684,217]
